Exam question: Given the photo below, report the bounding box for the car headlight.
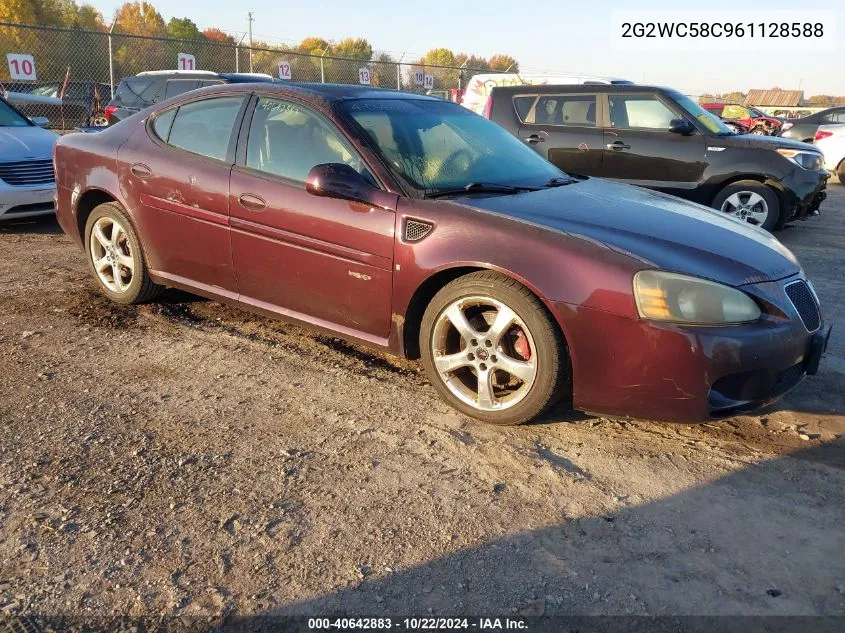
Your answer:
[633,271,761,325]
[781,122,793,132]
[776,148,823,170]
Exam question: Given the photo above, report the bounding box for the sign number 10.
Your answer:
[6,54,36,80]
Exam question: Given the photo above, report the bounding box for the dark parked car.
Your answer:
[486,84,828,231]
[105,71,274,125]
[2,80,110,128]
[779,106,845,143]
[53,83,830,425]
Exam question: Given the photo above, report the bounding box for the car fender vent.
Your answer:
[404,219,433,242]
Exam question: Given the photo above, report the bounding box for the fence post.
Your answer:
[108,20,116,99]
[397,53,405,90]
[235,44,239,73]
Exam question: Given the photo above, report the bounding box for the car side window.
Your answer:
[165,96,245,161]
[822,111,845,124]
[609,95,678,130]
[513,96,536,123]
[529,95,597,127]
[245,96,373,184]
[151,108,177,141]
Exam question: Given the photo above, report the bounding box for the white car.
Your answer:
[0,95,58,220]
[814,124,845,183]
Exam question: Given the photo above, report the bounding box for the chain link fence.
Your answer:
[1,22,500,130]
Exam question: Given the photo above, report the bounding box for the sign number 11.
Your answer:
[177,53,196,71]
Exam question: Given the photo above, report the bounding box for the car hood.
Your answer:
[721,132,817,152]
[0,126,58,162]
[456,178,800,286]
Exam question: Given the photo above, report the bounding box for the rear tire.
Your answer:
[420,271,568,425]
[837,160,845,185]
[84,202,163,304]
[712,181,782,231]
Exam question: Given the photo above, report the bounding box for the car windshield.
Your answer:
[0,99,31,127]
[670,92,734,135]
[339,98,565,196]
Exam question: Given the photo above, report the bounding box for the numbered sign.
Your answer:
[413,70,424,86]
[6,54,36,81]
[358,68,371,85]
[278,60,292,80]
[423,74,434,90]
[177,53,196,71]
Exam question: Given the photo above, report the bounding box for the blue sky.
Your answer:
[87,0,842,96]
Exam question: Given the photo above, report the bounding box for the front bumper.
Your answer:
[780,167,828,221]
[554,276,828,423]
[0,181,56,220]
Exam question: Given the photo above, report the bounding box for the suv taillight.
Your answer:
[104,104,117,123]
[482,95,492,119]
[814,130,833,141]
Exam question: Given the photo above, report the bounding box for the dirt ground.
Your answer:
[1,180,844,631]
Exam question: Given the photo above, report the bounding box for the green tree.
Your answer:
[488,54,518,73]
[370,51,395,88]
[297,37,330,56]
[167,17,202,40]
[333,37,372,60]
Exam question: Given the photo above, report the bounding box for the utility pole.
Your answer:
[247,12,254,73]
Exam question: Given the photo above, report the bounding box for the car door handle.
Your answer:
[130,163,152,178]
[606,141,631,151]
[238,193,266,212]
[523,134,545,144]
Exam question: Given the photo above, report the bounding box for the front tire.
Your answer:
[712,181,782,231]
[420,271,568,425]
[84,202,163,304]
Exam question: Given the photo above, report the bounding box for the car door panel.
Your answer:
[602,93,707,195]
[229,96,395,340]
[117,95,247,293]
[517,93,604,176]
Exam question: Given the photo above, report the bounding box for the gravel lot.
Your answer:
[1,181,843,630]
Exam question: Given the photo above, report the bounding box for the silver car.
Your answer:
[0,95,58,220]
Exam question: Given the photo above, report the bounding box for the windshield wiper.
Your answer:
[544,176,579,187]
[425,182,539,199]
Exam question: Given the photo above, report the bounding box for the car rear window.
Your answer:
[114,78,157,107]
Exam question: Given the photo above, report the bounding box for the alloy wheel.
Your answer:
[89,216,135,293]
[431,296,537,411]
[720,191,769,225]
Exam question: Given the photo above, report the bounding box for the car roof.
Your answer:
[488,83,677,95]
[137,70,219,77]
[187,82,441,104]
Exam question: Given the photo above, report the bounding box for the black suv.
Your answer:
[105,71,274,125]
[486,84,827,230]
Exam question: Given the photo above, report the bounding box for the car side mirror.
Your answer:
[305,163,397,210]
[669,118,695,135]
[30,116,50,128]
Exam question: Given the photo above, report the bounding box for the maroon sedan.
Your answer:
[53,83,831,425]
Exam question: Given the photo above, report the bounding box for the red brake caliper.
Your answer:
[513,327,531,360]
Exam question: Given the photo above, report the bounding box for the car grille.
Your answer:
[0,159,55,186]
[772,362,806,397]
[785,280,820,332]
